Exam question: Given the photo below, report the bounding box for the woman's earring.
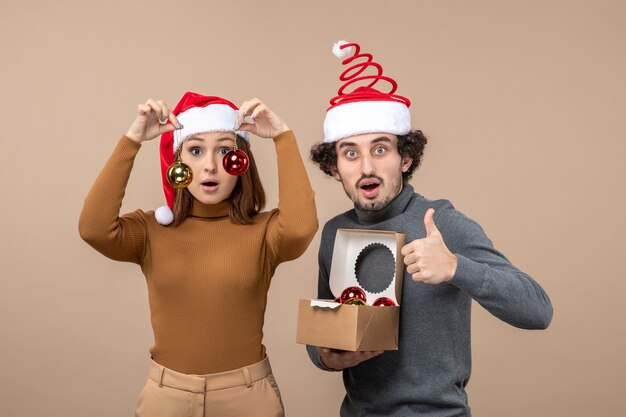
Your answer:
[167,150,193,188]
[223,134,249,176]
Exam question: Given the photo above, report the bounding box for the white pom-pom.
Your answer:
[332,40,353,59]
[155,206,174,225]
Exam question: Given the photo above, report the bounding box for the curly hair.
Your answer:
[310,130,428,181]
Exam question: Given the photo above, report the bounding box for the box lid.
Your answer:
[329,229,406,306]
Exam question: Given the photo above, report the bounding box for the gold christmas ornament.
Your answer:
[166,151,192,188]
[343,298,366,306]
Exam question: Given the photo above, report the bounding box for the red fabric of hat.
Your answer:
[156,92,244,225]
[324,41,411,143]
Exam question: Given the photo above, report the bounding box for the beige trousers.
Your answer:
[135,357,284,417]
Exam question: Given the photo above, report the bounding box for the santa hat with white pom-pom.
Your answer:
[155,92,248,225]
[323,40,412,143]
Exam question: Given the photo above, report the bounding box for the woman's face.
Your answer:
[180,131,239,205]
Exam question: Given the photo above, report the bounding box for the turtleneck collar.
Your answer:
[190,199,230,219]
[355,183,415,225]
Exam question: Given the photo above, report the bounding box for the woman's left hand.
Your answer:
[235,98,289,139]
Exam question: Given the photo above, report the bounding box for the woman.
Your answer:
[79,92,318,417]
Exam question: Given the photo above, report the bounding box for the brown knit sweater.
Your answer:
[79,131,318,374]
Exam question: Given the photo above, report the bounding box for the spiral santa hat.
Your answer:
[323,40,411,143]
[155,92,249,225]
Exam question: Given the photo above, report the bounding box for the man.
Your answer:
[306,41,553,417]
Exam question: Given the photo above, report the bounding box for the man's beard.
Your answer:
[342,174,403,213]
[354,196,395,212]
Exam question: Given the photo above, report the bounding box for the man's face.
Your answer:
[333,132,413,212]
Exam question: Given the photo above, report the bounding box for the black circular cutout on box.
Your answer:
[354,243,395,294]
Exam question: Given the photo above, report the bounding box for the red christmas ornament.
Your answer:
[223,148,249,176]
[372,297,396,307]
[340,286,367,304]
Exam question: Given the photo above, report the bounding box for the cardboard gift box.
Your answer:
[296,229,406,351]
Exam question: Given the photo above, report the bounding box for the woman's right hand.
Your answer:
[125,98,182,143]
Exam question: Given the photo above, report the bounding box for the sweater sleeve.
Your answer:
[265,130,319,265]
[78,136,148,264]
[306,226,341,371]
[440,208,553,329]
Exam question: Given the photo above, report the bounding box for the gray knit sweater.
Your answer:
[306,184,553,417]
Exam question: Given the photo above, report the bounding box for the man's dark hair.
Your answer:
[310,130,428,181]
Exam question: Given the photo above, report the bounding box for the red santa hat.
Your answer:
[155,92,248,225]
[323,40,411,143]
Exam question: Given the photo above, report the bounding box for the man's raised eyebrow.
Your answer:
[338,141,358,149]
[371,136,393,144]
[338,137,392,149]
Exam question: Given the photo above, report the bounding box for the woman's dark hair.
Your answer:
[310,130,428,181]
[171,135,265,226]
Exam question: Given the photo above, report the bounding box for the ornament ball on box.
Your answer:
[373,297,396,307]
[344,298,366,305]
[340,286,367,304]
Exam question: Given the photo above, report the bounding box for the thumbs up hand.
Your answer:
[400,208,458,284]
